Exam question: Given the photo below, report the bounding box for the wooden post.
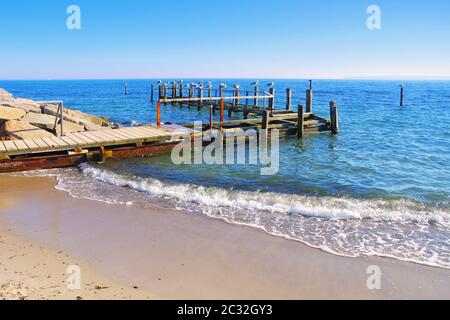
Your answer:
[286,88,292,111]
[269,87,275,110]
[254,86,259,107]
[306,89,313,113]
[179,83,184,99]
[262,109,270,130]
[163,84,168,100]
[208,85,212,98]
[330,101,338,134]
[235,86,240,106]
[198,87,204,105]
[209,104,213,131]
[158,83,163,99]
[245,90,249,107]
[220,99,225,128]
[309,79,312,90]
[297,104,304,138]
[125,83,128,96]
[156,101,161,127]
[59,102,64,137]
[150,83,154,102]
[172,83,177,99]
[400,85,404,106]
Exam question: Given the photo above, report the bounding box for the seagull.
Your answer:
[220,83,227,89]
[234,84,240,89]
[250,80,259,87]
[266,82,274,87]
[157,80,162,84]
[207,81,212,88]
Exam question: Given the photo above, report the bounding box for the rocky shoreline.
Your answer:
[0,88,112,140]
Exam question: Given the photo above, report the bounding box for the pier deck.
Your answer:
[0,124,192,158]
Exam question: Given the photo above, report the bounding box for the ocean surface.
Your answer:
[1,79,449,269]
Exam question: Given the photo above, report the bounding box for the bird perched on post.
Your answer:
[250,80,259,87]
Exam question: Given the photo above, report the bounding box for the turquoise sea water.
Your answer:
[2,79,449,268]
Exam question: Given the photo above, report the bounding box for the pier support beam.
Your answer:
[330,101,338,134]
[297,104,304,138]
[306,89,313,113]
[286,88,292,111]
[269,87,275,110]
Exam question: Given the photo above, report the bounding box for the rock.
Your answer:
[0,120,56,140]
[0,106,26,121]
[1,99,42,114]
[41,104,105,127]
[22,113,84,134]
[0,88,13,102]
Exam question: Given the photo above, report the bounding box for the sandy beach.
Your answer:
[1,174,449,300]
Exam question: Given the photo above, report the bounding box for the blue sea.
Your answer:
[2,79,449,268]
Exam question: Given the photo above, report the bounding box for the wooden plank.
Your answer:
[65,133,90,145]
[22,139,40,150]
[59,136,79,147]
[88,130,119,143]
[0,141,7,152]
[41,137,61,148]
[114,128,146,139]
[12,139,29,151]
[3,140,18,151]
[136,127,167,137]
[105,129,139,141]
[72,132,99,144]
[78,131,110,144]
[32,138,50,149]
[49,136,70,147]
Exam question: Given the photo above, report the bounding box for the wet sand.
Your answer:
[1,174,449,300]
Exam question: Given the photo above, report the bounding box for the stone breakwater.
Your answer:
[0,88,112,140]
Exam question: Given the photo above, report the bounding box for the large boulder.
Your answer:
[22,112,84,135]
[0,120,56,140]
[1,98,42,114]
[41,104,105,127]
[0,106,26,121]
[0,88,13,102]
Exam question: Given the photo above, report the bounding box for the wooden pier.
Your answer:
[0,81,339,173]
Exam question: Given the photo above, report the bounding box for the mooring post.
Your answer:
[330,101,338,134]
[220,99,225,128]
[179,82,184,99]
[309,79,312,90]
[297,104,304,138]
[269,87,275,110]
[400,84,404,106]
[156,101,161,127]
[286,88,292,111]
[125,83,128,96]
[209,104,213,132]
[198,86,204,107]
[254,86,259,108]
[235,86,240,106]
[163,84,168,105]
[262,109,270,131]
[158,83,163,99]
[245,90,249,107]
[59,102,64,137]
[150,83,154,102]
[172,83,177,100]
[208,84,212,99]
[306,89,313,113]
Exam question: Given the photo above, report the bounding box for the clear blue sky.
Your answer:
[1,0,450,80]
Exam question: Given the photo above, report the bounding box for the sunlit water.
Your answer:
[2,79,449,268]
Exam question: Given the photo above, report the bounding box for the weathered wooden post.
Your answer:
[268,87,275,110]
[262,109,270,131]
[286,88,292,111]
[198,86,204,107]
[297,104,304,138]
[125,83,128,96]
[309,79,312,90]
[179,82,184,99]
[208,84,212,99]
[235,85,240,106]
[171,82,177,100]
[158,82,163,99]
[400,85,404,106]
[330,101,339,134]
[150,83,154,102]
[306,89,313,113]
[254,86,259,107]
[245,90,249,107]
[156,101,161,127]
[59,102,64,137]
[209,104,213,132]
[220,99,225,128]
[163,83,168,104]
